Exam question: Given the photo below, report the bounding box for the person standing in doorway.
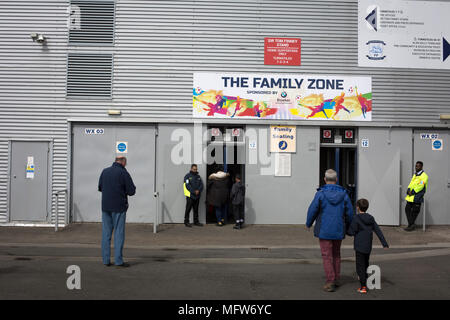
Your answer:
[207,166,230,226]
[183,164,204,227]
[404,161,428,231]
[231,174,245,229]
[98,156,136,267]
[306,169,354,292]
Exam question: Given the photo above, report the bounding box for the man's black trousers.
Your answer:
[232,203,244,223]
[355,251,370,287]
[405,202,421,227]
[184,197,200,224]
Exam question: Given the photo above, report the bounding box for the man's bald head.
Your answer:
[115,156,127,167]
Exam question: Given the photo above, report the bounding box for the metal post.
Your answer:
[153,192,159,234]
[422,200,426,232]
[335,148,340,185]
[54,193,58,232]
[54,189,67,232]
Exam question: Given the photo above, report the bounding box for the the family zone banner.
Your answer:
[193,73,372,121]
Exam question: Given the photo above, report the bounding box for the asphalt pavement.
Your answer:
[0,224,449,300]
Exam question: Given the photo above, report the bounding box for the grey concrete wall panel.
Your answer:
[413,130,450,225]
[156,124,207,224]
[245,125,319,224]
[358,128,413,226]
[72,124,155,223]
[10,141,49,222]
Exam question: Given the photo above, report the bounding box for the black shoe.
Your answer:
[185,223,192,228]
[193,222,203,227]
[233,224,241,230]
[115,262,130,268]
[104,263,112,267]
[404,225,413,231]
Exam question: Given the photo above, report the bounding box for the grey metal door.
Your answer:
[358,128,401,225]
[72,124,156,223]
[10,141,49,222]
[413,130,450,225]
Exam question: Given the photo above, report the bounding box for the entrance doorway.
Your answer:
[320,128,357,207]
[206,126,245,224]
[9,141,50,222]
[71,124,156,223]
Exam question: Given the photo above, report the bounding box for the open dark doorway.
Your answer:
[320,147,357,207]
[206,126,245,224]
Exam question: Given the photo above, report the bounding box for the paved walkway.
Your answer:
[1,223,449,249]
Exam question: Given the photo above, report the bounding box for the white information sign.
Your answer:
[361,138,370,148]
[270,126,296,153]
[359,0,450,69]
[274,153,291,177]
[26,156,35,179]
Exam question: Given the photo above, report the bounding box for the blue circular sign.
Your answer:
[433,140,442,150]
[117,143,127,152]
[279,140,288,150]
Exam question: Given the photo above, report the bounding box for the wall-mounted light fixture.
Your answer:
[30,33,46,44]
[440,114,450,120]
[108,109,121,116]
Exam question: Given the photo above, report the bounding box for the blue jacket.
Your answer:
[306,184,354,240]
[184,171,204,200]
[98,162,136,212]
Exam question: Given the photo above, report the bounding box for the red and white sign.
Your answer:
[231,128,241,137]
[323,130,332,139]
[264,37,301,66]
[211,128,220,137]
[345,130,353,139]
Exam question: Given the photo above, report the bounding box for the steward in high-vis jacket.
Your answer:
[404,161,428,231]
[183,164,204,227]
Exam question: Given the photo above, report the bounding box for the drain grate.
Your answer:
[250,247,269,251]
[14,257,32,261]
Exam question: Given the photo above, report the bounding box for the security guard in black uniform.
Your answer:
[183,164,204,227]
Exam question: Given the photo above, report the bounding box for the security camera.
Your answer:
[31,33,46,44]
[36,34,46,43]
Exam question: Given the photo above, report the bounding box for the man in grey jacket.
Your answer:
[231,174,245,229]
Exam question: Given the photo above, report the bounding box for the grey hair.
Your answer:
[324,169,337,182]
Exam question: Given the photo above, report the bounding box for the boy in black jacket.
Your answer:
[348,198,389,294]
[230,174,245,230]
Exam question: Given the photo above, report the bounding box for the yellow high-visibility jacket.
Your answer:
[405,171,428,203]
[183,183,191,197]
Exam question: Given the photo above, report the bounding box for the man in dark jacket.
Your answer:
[207,168,230,226]
[98,156,136,267]
[183,164,204,227]
[306,169,353,292]
[348,198,389,294]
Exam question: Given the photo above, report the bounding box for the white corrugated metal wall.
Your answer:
[0,0,449,224]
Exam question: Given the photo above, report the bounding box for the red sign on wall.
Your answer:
[264,37,301,66]
[345,130,353,139]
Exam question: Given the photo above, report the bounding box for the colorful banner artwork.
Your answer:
[193,73,372,121]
